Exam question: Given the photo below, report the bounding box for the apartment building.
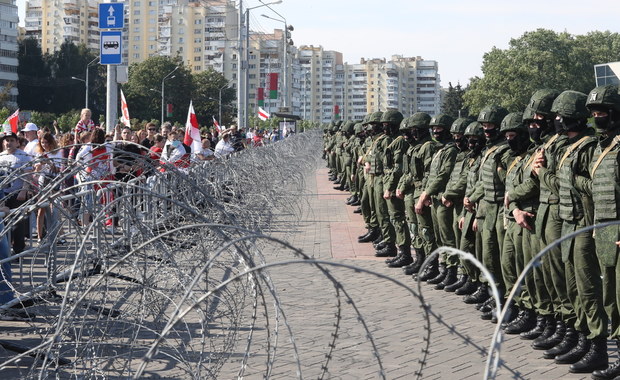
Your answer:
[0,0,18,106]
[24,0,99,54]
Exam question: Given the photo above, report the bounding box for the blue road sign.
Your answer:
[100,31,122,65]
[99,3,124,29]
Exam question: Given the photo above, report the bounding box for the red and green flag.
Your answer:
[269,73,278,99]
[257,87,265,107]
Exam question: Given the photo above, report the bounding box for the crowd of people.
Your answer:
[324,85,620,379]
[0,108,281,320]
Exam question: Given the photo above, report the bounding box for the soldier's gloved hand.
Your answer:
[463,197,474,212]
[395,189,404,199]
[364,162,370,174]
[383,190,392,199]
[472,218,478,232]
[503,193,510,208]
[441,196,453,208]
[458,217,464,230]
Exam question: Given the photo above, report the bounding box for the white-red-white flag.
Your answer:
[184,101,202,154]
[2,109,19,133]
[258,107,270,121]
[212,115,223,132]
[120,89,130,128]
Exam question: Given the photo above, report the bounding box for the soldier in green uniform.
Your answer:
[440,117,474,291]
[402,114,443,280]
[585,85,620,377]
[346,122,365,206]
[383,111,414,267]
[357,113,383,243]
[397,113,433,276]
[463,105,510,314]
[415,114,458,288]
[453,122,486,295]
[537,90,606,372]
[497,112,536,333]
[523,90,572,351]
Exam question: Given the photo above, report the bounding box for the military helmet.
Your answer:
[477,105,509,126]
[522,107,536,123]
[500,112,527,133]
[526,89,561,118]
[586,84,620,113]
[342,120,355,134]
[369,111,383,124]
[398,118,409,131]
[551,90,589,119]
[450,117,473,134]
[429,114,455,128]
[380,109,404,125]
[409,112,432,129]
[353,122,364,135]
[335,120,343,127]
[464,121,484,137]
[362,114,371,125]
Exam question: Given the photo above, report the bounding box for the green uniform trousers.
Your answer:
[373,176,395,244]
[523,218,554,316]
[501,219,530,308]
[460,211,481,283]
[479,200,505,292]
[562,220,607,339]
[386,196,410,248]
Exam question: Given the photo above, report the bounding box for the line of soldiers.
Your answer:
[323,85,620,379]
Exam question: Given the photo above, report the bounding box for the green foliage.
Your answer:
[55,110,81,133]
[191,69,235,126]
[463,29,620,115]
[122,56,192,123]
[29,111,57,129]
[442,82,469,118]
[0,107,10,123]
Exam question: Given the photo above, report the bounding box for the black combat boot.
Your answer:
[358,228,380,243]
[529,316,556,345]
[478,298,495,313]
[427,263,447,285]
[504,308,536,335]
[416,257,439,281]
[435,266,458,290]
[375,243,397,258]
[353,207,362,213]
[520,315,547,340]
[333,183,345,191]
[346,195,359,205]
[455,280,479,296]
[374,239,388,250]
[445,273,468,292]
[592,340,620,379]
[388,246,413,268]
[463,283,490,304]
[350,198,361,206]
[372,234,383,245]
[570,336,607,373]
[534,320,565,351]
[555,331,590,364]
[403,251,425,275]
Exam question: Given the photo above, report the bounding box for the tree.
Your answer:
[17,38,52,111]
[122,56,192,123]
[463,29,620,116]
[191,69,235,127]
[442,82,469,118]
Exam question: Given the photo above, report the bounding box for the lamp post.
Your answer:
[260,6,291,109]
[71,56,99,109]
[161,66,179,125]
[241,0,283,130]
[217,83,228,126]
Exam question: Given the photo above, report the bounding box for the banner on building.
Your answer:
[269,73,278,99]
[257,87,265,107]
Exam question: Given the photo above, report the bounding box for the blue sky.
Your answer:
[17,0,620,87]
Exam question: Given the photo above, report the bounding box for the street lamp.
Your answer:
[239,0,283,129]
[71,56,99,109]
[261,10,292,109]
[161,66,179,125]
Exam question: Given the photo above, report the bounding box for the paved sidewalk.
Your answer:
[221,165,603,379]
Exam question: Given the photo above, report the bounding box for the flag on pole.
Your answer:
[2,109,19,133]
[212,115,224,133]
[120,89,131,128]
[269,73,278,99]
[257,87,265,107]
[184,101,202,154]
[258,107,270,121]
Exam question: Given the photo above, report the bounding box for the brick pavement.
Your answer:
[219,163,606,379]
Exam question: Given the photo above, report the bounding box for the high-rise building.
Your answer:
[0,0,19,106]
[24,0,99,54]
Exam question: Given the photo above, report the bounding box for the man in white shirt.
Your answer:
[214,130,234,158]
[22,123,39,156]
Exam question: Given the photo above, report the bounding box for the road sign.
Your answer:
[99,3,124,29]
[100,31,122,65]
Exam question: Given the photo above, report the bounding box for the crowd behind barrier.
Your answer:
[0,116,319,379]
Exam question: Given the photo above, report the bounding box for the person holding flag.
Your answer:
[1,109,19,134]
[184,101,203,160]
